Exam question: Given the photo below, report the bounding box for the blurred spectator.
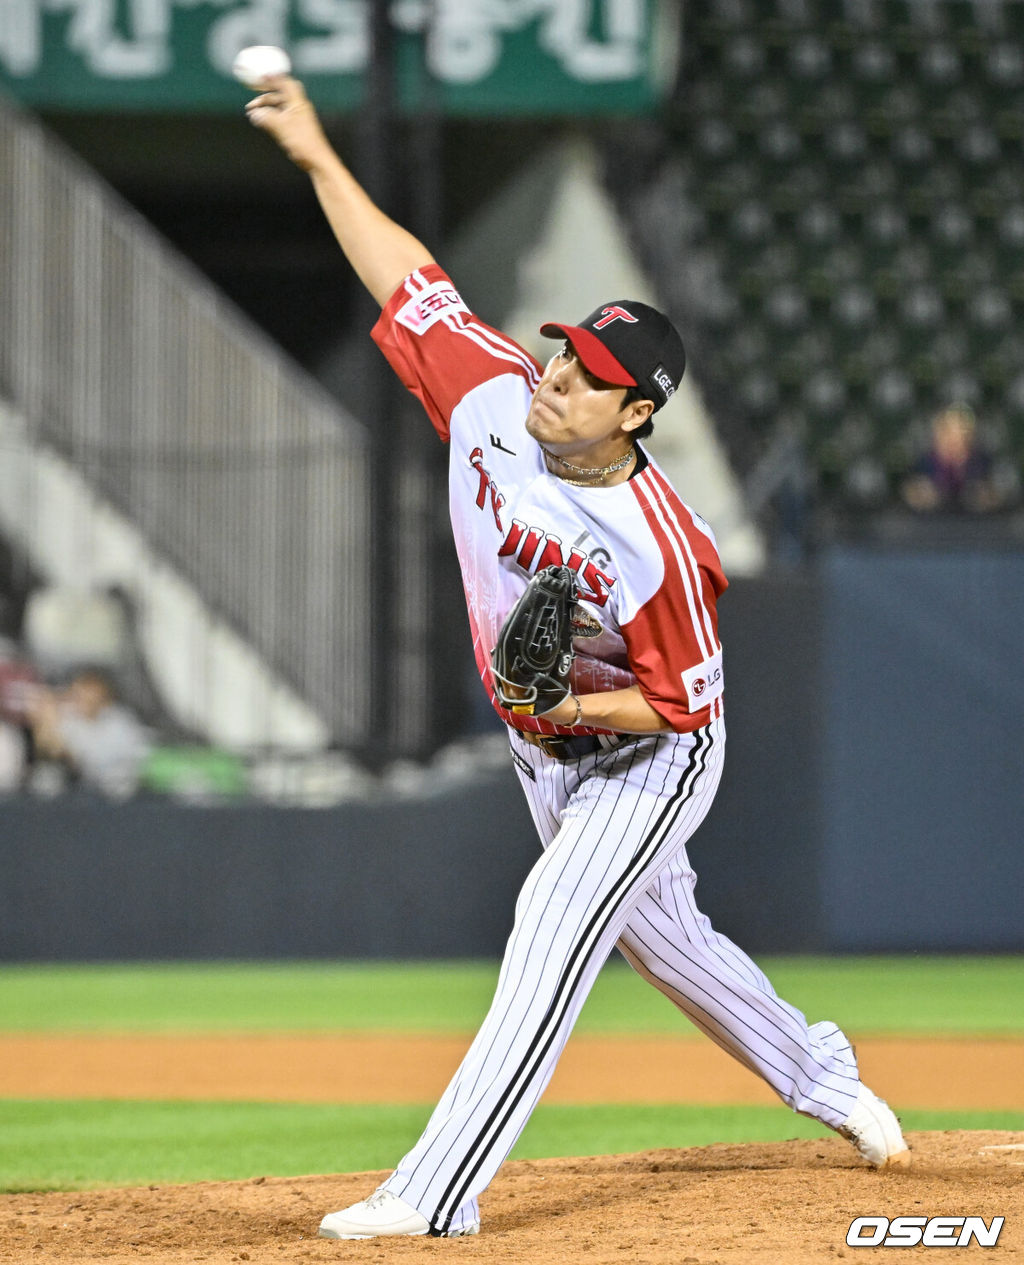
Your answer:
[0,636,41,792]
[26,667,152,799]
[900,404,1005,513]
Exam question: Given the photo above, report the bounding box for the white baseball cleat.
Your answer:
[317,1188,480,1240]
[318,1189,429,1239]
[837,1083,912,1169]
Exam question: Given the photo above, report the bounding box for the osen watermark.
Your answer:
[846,1215,1005,1248]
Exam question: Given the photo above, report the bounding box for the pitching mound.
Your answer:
[2,1130,1021,1264]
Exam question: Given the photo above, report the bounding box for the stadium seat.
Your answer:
[768,162,826,213]
[795,201,841,249]
[738,368,779,418]
[928,204,975,260]
[917,41,964,97]
[722,326,770,378]
[901,284,945,328]
[620,0,1024,513]
[724,35,767,80]
[764,283,810,332]
[702,160,759,213]
[803,369,848,423]
[850,40,899,87]
[865,84,922,139]
[759,120,803,170]
[863,202,910,269]
[967,285,1013,336]
[871,367,917,421]
[840,326,900,390]
[788,35,832,82]
[979,336,1018,391]
[832,284,877,333]
[824,119,870,165]
[695,117,738,163]
[890,123,936,168]
[707,0,754,30]
[736,80,789,130]
[730,200,774,246]
[984,41,1024,87]
[807,244,862,302]
[930,327,971,374]
[938,371,983,412]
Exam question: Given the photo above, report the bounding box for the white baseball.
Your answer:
[232,45,291,89]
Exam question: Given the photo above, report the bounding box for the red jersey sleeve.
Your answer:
[371,264,542,441]
[623,466,729,732]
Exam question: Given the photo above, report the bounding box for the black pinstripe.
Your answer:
[618,916,858,1118]
[516,729,858,1125]
[434,740,652,1127]
[619,872,859,1101]
[429,727,713,1233]
[413,737,658,1212]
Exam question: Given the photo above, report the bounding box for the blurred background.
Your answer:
[0,0,1021,960]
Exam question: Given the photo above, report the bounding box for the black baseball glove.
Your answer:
[491,565,578,716]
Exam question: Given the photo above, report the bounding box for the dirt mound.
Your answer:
[2,1131,1021,1264]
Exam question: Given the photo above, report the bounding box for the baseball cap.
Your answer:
[539,301,686,412]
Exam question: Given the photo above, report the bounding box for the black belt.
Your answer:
[519,731,633,762]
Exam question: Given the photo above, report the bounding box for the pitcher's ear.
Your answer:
[622,399,655,433]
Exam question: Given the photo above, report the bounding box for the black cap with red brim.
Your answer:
[540,300,686,412]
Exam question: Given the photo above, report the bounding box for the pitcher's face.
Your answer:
[525,342,650,455]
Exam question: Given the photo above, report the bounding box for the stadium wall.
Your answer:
[818,546,1024,952]
[1,547,1021,960]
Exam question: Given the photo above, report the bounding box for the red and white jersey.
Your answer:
[372,265,728,736]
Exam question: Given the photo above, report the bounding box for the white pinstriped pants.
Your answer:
[383,718,859,1236]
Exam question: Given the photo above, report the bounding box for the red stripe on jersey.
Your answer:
[637,472,713,661]
[372,264,541,441]
[645,464,724,655]
[448,314,543,388]
[624,470,727,732]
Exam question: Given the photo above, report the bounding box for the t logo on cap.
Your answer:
[539,298,686,413]
[593,306,640,330]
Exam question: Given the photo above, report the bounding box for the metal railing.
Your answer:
[0,96,373,747]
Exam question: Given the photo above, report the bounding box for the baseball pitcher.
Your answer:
[244,75,910,1241]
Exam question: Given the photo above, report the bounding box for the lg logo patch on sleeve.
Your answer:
[681,651,723,711]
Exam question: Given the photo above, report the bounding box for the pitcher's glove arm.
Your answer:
[491,565,578,717]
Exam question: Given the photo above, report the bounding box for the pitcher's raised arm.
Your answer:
[246,76,434,307]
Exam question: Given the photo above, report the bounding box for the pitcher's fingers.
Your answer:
[245,105,278,128]
[246,87,287,110]
[269,75,306,101]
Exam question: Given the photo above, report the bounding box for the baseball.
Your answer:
[232,45,291,89]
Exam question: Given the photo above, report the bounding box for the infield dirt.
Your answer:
[2,1130,1022,1263]
[2,1034,1022,1261]
[2,1033,1023,1108]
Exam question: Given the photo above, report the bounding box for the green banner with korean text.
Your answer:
[0,0,678,115]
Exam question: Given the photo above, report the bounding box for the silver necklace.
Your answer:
[541,445,635,486]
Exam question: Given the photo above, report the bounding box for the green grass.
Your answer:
[1,958,1020,1193]
[1,957,1021,1035]
[0,1100,431,1191]
[3,1100,1021,1194]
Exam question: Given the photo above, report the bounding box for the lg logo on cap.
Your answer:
[652,364,676,398]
